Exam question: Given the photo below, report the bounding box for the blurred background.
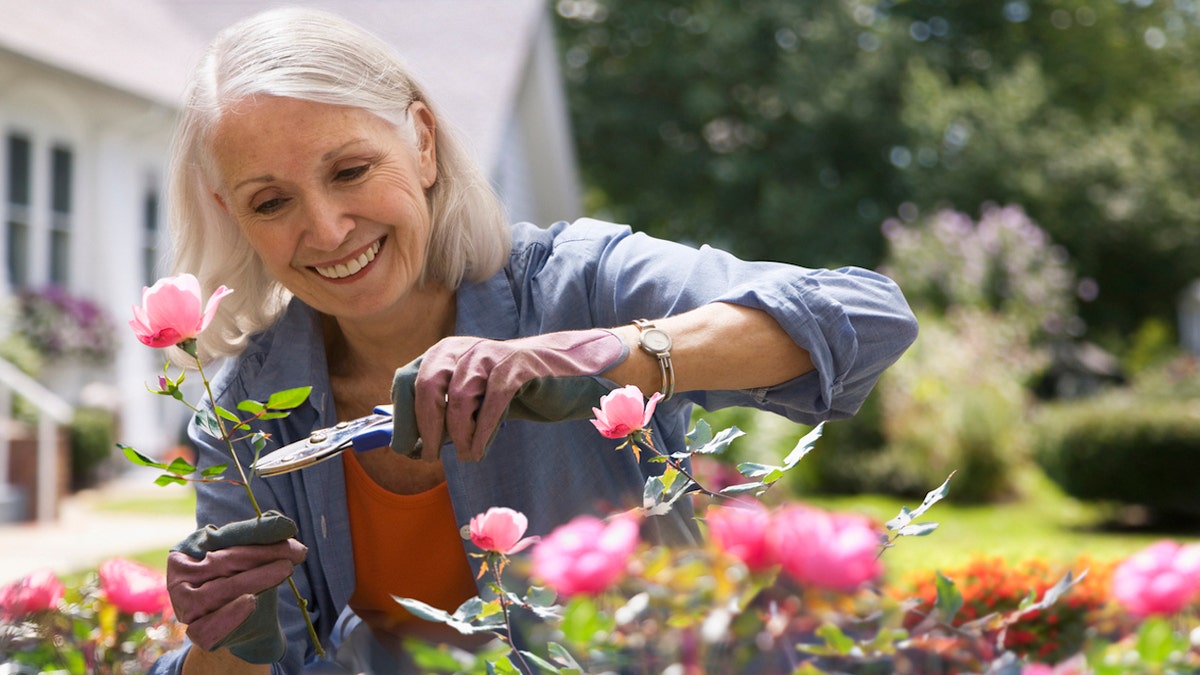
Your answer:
[0,0,1197,576]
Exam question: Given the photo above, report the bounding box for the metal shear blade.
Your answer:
[252,405,395,477]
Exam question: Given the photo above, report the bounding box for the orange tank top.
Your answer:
[342,450,479,635]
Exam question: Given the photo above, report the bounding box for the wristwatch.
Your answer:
[633,318,674,400]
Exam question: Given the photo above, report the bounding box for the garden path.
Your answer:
[0,472,194,584]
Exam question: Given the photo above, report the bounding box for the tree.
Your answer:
[555,0,1200,339]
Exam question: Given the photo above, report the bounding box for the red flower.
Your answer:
[99,558,170,615]
[0,569,65,618]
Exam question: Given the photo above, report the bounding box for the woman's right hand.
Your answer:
[167,511,307,664]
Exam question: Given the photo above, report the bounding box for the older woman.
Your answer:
[151,7,917,674]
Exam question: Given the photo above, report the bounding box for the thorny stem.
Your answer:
[490,555,534,674]
[192,355,326,659]
[635,430,723,500]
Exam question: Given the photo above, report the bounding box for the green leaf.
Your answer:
[119,444,169,470]
[1135,616,1185,664]
[560,597,610,646]
[237,400,265,414]
[1019,569,1086,615]
[887,471,954,532]
[516,650,561,673]
[897,522,939,537]
[201,464,228,478]
[815,622,855,655]
[258,412,291,421]
[393,596,454,624]
[547,642,583,670]
[718,481,765,496]
[166,457,196,475]
[195,408,223,439]
[266,386,312,410]
[736,461,775,479]
[780,423,823,468]
[693,425,746,456]
[154,474,188,487]
[934,571,963,623]
[524,585,558,608]
[214,405,241,423]
[686,418,713,448]
[488,658,521,675]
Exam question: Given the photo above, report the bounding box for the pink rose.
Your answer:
[0,569,65,618]
[766,505,883,592]
[1112,540,1200,617]
[532,513,640,597]
[99,558,170,615]
[590,385,664,439]
[706,501,776,571]
[129,273,233,348]
[469,507,539,555]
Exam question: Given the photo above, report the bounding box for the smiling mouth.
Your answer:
[313,239,382,280]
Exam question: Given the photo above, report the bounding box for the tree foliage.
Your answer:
[555,0,1200,337]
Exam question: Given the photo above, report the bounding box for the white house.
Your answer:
[0,0,582,496]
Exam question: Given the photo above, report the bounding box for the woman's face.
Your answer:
[210,96,439,321]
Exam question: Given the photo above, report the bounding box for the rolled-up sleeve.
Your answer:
[528,219,917,426]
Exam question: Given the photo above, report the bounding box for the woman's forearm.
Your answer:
[606,302,814,397]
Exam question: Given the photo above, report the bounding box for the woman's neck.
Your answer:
[324,283,456,388]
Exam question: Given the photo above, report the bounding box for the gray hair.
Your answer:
[169,7,511,362]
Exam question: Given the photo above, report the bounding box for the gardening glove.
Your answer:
[392,329,627,462]
[167,511,307,664]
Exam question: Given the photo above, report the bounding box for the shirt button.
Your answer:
[459,524,471,539]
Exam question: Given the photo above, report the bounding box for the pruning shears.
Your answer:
[252,405,409,477]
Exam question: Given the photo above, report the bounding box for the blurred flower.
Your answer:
[590,385,663,439]
[767,505,882,591]
[532,513,640,597]
[0,569,65,618]
[99,557,170,616]
[705,501,775,571]
[14,285,117,364]
[129,273,232,349]
[469,507,539,555]
[1112,540,1200,617]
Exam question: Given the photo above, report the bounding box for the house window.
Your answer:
[49,145,72,285]
[142,182,160,286]
[6,133,31,288]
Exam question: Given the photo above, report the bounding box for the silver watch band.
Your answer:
[632,318,674,400]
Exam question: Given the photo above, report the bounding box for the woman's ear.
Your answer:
[409,101,438,189]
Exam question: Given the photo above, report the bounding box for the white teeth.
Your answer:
[315,240,380,279]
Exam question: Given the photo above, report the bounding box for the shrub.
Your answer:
[13,286,116,365]
[810,309,1043,502]
[894,555,1121,664]
[1033,393,1200,517]
[68,407,115,491]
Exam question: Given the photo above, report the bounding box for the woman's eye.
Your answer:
[253,197,288,214]
[335,165,369,182]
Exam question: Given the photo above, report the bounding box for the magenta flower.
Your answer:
[590,385,664,439]
[129,274,233,348]
[1112,540,1200,617]
[532,513,640,597]
[0,569,65,619]
[469,507,539,555]
[706,501,776,572]
[99,558,170,615]
[766,505,883,592]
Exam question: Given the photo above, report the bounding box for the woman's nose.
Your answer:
[302,197,354,251]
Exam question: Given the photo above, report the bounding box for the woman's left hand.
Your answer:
[410,329,627,461]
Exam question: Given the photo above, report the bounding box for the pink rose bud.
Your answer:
[99,557,171,615]
[129,273,233,349]
[0,569,65,618]
[1112,540,1200,617]
[766,505,883,592]
[532,513,640,597]
[469,507,539,555]
[590,385,664,439]
[706,501,776,572]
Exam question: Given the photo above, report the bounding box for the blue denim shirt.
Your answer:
[150,219,917,673]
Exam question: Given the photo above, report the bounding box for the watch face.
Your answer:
[641,328,672,352]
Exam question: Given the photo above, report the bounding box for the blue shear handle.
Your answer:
[351,427,393,452]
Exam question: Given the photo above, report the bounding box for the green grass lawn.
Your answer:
[803,469,1200,581]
